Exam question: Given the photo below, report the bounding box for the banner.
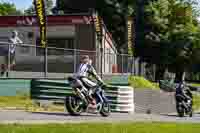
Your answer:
[92,12,102,43]
[127,17,134,55]
[34,0,47,48]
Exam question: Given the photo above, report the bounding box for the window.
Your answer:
[18,46,30,54]
[36,38,74,55]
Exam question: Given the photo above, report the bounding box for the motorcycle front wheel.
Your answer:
[188,104,193,117]
[176,104,184,117]
[65,96,84,116]
[100,102,111,117]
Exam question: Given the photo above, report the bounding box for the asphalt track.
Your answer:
[0,110,200,124]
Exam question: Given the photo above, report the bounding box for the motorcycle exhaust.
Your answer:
[74,88,88,105]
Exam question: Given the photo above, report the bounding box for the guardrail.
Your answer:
[30,79,134,113]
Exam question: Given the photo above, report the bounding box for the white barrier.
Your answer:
[104,86,134,113]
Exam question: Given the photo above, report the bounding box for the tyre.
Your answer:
[178,111,184,117]
[100,102,111,117]
[65,96,84,116]
[189,110,193,117]
[176,104,184,117]
[189,105,193,117]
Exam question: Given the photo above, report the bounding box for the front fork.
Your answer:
[95,88,108,104]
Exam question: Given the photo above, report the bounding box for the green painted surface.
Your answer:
[0,76,129,96]
[0,80,30,96]
[103,75,129,85]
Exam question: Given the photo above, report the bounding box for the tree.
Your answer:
[144,0,200,81]
[0,2,22,15]
[24,0,53,15]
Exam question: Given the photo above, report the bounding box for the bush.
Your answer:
[129,76,159,89]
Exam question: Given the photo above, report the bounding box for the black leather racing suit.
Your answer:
[176,82,192,102]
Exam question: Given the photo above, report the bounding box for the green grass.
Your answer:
[189,83,200,87]
[129,76,160,90]
[0,96,32,108]
[0,96,64,112]
[0,122,200,133]
[193,93,200,111]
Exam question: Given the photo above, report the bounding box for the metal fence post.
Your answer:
[100,47,103,78]
[132,56,135,75]
[122,54,124,74]
[7,43,10,78]
[74,49,77,73]
[44,47,48,78]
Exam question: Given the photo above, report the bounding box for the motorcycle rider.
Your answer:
[75,55,105,106]
[176,80,192,108]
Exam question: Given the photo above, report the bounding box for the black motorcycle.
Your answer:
[65,76,110,117]
[175,88,193,117]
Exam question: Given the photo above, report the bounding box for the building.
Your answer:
[0,14,118,78]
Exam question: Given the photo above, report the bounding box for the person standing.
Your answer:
[1,30,23,77]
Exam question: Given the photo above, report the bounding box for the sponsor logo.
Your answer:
[83,16,92,24]
[16,17,36,25]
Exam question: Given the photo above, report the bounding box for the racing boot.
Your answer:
[87,99,97,114]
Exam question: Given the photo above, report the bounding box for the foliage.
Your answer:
[24,0,54,15]
[141,0,200,81]
[0,2,22,15]
[129,76,159,89]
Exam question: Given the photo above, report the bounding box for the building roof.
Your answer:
[0,14,92,27]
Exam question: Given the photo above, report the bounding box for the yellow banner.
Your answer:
[127,17,133,55]
[93,12,102,42]
[34,0,47,48]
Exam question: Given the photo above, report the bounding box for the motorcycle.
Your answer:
[65,76,110,117]
[175,88,193,117]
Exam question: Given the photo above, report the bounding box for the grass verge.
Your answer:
[129,76,160,90]
[193,93,200,111]
[189,83,200,87]
[0,122,200,133]
[0,96,64,112]
[0,96,32,108]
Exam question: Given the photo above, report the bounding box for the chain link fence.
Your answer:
[0,42,156,79]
